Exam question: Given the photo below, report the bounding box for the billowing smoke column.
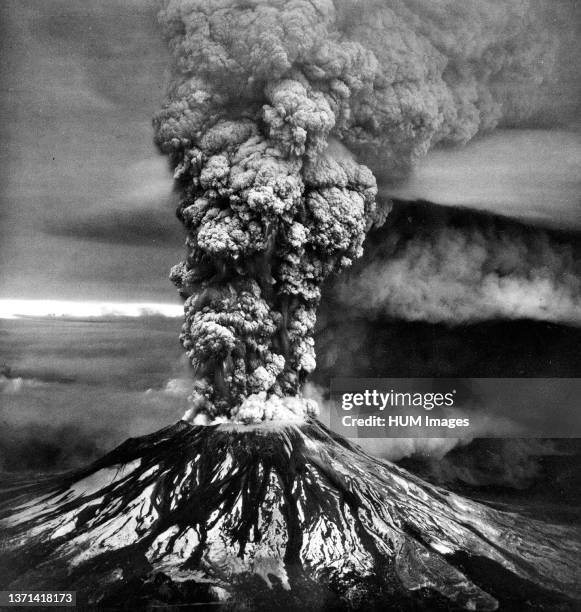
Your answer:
[153,0,565,422]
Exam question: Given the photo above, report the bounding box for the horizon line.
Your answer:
[0,299,183,320]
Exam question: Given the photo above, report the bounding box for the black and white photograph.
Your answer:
[1,1,581,610]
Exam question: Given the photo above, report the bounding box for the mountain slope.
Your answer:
[1,420,579,610]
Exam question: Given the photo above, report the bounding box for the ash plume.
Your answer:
[335,203,581,326]
[153,0,577,422]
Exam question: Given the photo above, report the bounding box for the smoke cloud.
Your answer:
[424,439,560,489]
[335,203,581,326]
[401,439,581,506]
[153,0,579,421]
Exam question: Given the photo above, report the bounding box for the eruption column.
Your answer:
[154,80,377,421]
[153,0,564,422]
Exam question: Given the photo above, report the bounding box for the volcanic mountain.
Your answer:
[1,420,579,611]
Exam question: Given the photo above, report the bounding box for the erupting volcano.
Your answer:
[3,421,581,611]
[2,1,581,610]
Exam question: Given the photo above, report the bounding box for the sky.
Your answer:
[1,0,580,312]
[385,129,581,231]
[0,0,184,304]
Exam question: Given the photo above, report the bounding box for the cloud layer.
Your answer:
[336,202,581,326]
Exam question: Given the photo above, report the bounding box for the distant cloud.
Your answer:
[0,299,182,320]
[0,373,46,395]
[145,377,192,401]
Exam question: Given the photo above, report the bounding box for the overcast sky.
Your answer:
[2,0,579,308]
[0,0,184,303]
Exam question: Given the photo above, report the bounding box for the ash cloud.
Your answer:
[156,0,579,184]
[153,0,580,422]
[335,202,581,326]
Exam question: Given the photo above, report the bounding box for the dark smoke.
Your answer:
[153,0,579,422]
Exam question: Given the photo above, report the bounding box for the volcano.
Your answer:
[2,1,581,610]
[1,420,579,611]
